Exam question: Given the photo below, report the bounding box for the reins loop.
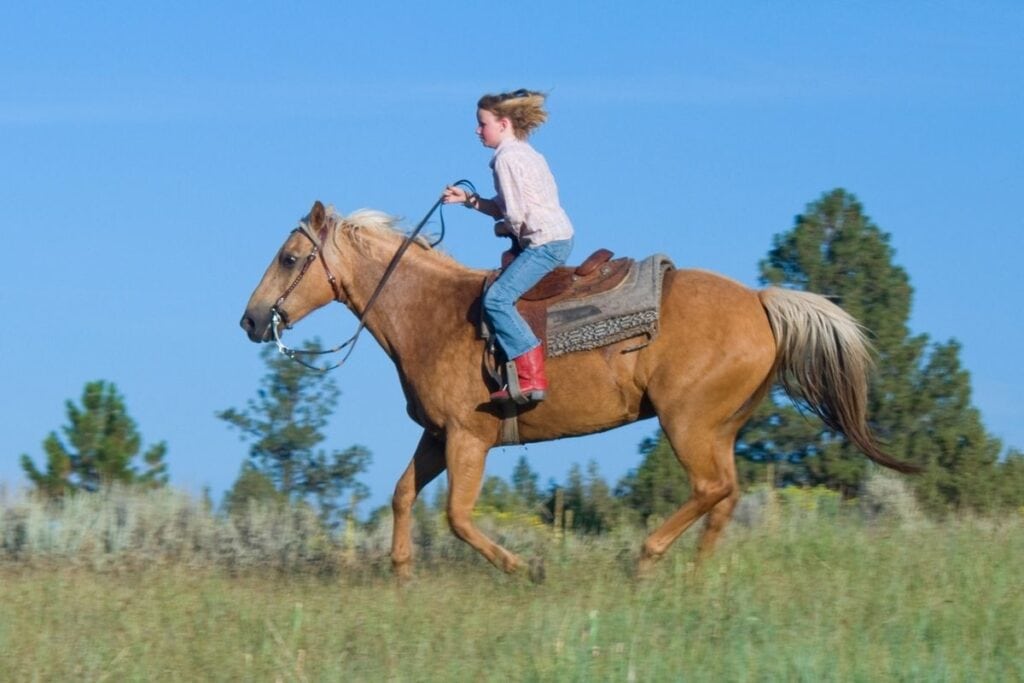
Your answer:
[270,180,477,372]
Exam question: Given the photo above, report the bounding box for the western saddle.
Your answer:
[484,248,634,352]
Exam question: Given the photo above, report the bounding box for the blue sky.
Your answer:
[3,2,1021,513]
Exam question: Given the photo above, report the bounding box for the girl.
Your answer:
[442,89,574,404]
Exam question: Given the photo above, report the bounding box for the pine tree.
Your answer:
[740,188,1007,508]
[746,188,925,495]
[222,462,284,516]
[581,460,618,533]
[552,461,618,534]
[511,455,541,511]
[621,190,1009,513]
[218,342,370,525]
[478,475,515,512]
[996,450,1024,510]
[20,380,168,498]
[904,341,1003,513]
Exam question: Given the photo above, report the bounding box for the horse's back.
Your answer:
[659,268,770,332]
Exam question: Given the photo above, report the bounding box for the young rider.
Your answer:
[442,89,574,404]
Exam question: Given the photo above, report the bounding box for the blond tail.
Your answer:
[758,287,921,474]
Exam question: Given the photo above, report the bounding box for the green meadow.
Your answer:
[2,486,1021,681]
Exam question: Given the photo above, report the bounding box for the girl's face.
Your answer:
[476,108,513,148]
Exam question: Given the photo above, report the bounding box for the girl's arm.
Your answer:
[442,185,503,219]
[464,192,504,219]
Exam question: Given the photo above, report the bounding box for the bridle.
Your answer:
[272,221,344,314]
[269,180,476,372]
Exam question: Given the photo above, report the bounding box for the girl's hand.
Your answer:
[442,185,468,204]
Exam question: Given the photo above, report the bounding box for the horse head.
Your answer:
[240,200,346,343]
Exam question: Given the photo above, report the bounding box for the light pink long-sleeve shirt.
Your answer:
[490,138,574,247]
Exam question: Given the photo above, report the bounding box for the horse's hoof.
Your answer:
[528,556,546,584]
[616,547,637,577]
[634,552,661,580]
[393,562,414,584]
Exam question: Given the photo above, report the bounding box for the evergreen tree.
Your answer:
[996,450,1024,510]
[904,341,1003,513]
[411,497,440,554]
[740,188,1007,507]
[561,464,586,529]
[552,461,619,533]
[511,455,541,511]
[478,475,515,512]
[581,460,619,533]
[431,480,449,512]
[218,342,370,525]
[619,190,1010,513]
[746,188,925,495]
[222,462,284,516]
[20,380,167,498]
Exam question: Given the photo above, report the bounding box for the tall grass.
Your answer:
[2,478,1022,681]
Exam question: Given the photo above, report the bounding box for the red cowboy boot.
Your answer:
[491,345,549,404]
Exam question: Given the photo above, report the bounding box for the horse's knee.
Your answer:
[446,511,475,542]
[692,477,734,508]
[392,484,415,516]
[707,491,739,522]
[391,546,411,566]
[482,284,515,315]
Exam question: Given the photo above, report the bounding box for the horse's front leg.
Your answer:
[391,430,447,581]
[445,429,526,575]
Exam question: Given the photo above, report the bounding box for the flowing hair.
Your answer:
[478,89,549,139]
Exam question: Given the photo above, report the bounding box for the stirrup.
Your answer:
[490,360,545,405]
[490,386,546,406]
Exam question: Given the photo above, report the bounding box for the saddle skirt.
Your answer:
[482,249,675,358]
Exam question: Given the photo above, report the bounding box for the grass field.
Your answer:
[3,504,1022,682]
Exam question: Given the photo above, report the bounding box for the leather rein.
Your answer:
[269,181,476,372]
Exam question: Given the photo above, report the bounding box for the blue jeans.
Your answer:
[483,238,574,359]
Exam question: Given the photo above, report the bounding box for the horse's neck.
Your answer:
[342,235,481,360]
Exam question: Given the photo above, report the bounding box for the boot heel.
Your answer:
[511,390,545,406]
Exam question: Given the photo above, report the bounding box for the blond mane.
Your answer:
[323,206,449,258]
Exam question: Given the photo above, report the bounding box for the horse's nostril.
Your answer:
[240,315,254,332]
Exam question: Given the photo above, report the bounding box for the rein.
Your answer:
[270,180,476,372]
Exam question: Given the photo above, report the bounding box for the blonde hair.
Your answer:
[478,89,549,139]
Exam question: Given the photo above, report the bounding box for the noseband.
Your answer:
[269,180,476,372]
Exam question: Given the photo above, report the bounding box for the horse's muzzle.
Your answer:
[240,309,273,343]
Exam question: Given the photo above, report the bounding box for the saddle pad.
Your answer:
[545,254,674,357]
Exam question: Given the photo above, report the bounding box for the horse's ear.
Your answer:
[310,201,326,230]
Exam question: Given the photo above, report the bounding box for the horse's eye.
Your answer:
[282,254,299,267]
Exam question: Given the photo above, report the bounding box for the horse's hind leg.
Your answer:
[391,430,447,581]
[697,460,740,558]
[637,424,737,576]
[444,430,525,575]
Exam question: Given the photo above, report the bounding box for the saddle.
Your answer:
[484,249,635,350]
[507,248,633,302]
[481,248,674,445]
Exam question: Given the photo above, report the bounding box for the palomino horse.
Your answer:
[240,201,919,579]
